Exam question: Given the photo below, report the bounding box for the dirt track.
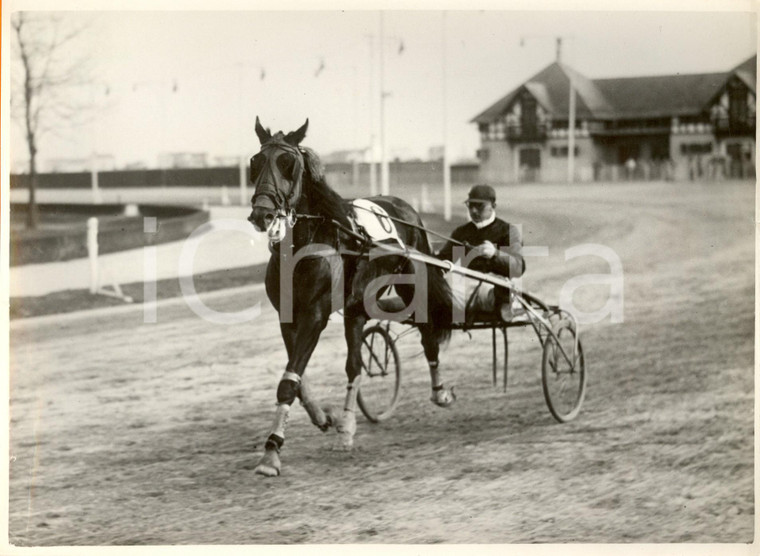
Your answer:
[8,181,754,544]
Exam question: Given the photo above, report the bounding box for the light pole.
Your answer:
[442,11,451,221]
[366,33,377,196]
[379,12,390,196]
[558,37,576,184]
[236,63,250,206]
[88,82,110,204]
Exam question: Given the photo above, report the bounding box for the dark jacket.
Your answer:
[437,217,525,278]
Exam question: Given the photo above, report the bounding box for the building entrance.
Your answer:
[519,148,541,182]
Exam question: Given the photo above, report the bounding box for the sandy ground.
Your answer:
[7,180,754,545]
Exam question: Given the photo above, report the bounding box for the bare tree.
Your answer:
[11,12,92,229]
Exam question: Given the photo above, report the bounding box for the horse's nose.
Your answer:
[249,206,275,232]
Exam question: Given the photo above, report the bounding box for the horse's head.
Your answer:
[248,117,309,242]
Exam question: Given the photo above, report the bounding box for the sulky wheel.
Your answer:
[541,318,587,423]
[357,324,401,423]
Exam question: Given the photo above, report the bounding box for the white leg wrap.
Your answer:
[270,403,290,438]
[336,377,361,449]
[282,371,301,384]
[343,375,362,412]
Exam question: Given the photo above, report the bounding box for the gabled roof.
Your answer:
[472,62,613,123]
[732,54,757,77]
[524,82,555,113]
[731,54,756,93]
[472,54,757,123]
[560,63,617,118]
[593,72,728,119]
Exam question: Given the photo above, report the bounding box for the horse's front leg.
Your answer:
[279,322,332,430]
[335,314,367,450]
[254,310,331,477]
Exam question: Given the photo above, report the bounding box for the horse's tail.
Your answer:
[425,262,453,345]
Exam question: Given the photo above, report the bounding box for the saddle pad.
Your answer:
[351,199,405,248]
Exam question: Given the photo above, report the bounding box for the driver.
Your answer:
[436,184,525,321]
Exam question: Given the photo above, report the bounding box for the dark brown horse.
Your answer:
[247,117,455,476]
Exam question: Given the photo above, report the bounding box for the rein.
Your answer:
[287,203,468,259]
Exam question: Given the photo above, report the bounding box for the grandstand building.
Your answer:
[472,54,756,183]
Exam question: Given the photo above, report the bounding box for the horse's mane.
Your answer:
[300,146,352,228]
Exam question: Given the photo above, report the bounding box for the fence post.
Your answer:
[239,156,248,206]
[87,217,99,294]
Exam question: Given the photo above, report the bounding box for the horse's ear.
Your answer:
[287,118,309,145]
[255,116,271,144]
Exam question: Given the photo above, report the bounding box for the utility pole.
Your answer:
[442,11,451,221]
[568,71,576,184]
[366,33,377,196]
[237,65,247,205]
[379,12,390,196]
[375,12,405,197]
[557,37,576,184]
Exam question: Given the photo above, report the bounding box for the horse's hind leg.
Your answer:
[420,325,456,408]
[335,314,367,450]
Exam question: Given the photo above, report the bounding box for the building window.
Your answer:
[479,123,489,142]
[521,93,538,136]
[477,148,490,161]
[550,146,580,157]
[489,120,506,140]
[747,92,756,122]
[728,78,748,125]
[711,80,755,133]
[680,143,713,155]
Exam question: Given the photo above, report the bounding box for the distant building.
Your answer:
[213,155,241,167]
[428,145,444,161]
[44,154,116,173]
[472,54,756,182]
[158,152,208,169]
[321,149,367,164]
[389,146,416,162]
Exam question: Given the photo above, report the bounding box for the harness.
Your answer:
[249,137,466,265]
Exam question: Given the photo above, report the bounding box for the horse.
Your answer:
[247,117,456,477]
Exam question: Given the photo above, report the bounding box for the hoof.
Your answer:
[334,411,356,451]
[254,449,281,477]
[303,400,335,432]
[431,386,457,408]
[320,406,337,432]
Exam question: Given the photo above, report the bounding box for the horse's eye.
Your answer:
[250,155,266,180]
[276,154,296,179]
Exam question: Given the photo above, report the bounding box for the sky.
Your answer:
[6,2,757,171]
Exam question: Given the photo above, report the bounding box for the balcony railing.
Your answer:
[506,123,548,142]
[711,116,755,136]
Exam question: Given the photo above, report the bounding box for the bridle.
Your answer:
[250,136,309,242]
[251,137,305,216]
